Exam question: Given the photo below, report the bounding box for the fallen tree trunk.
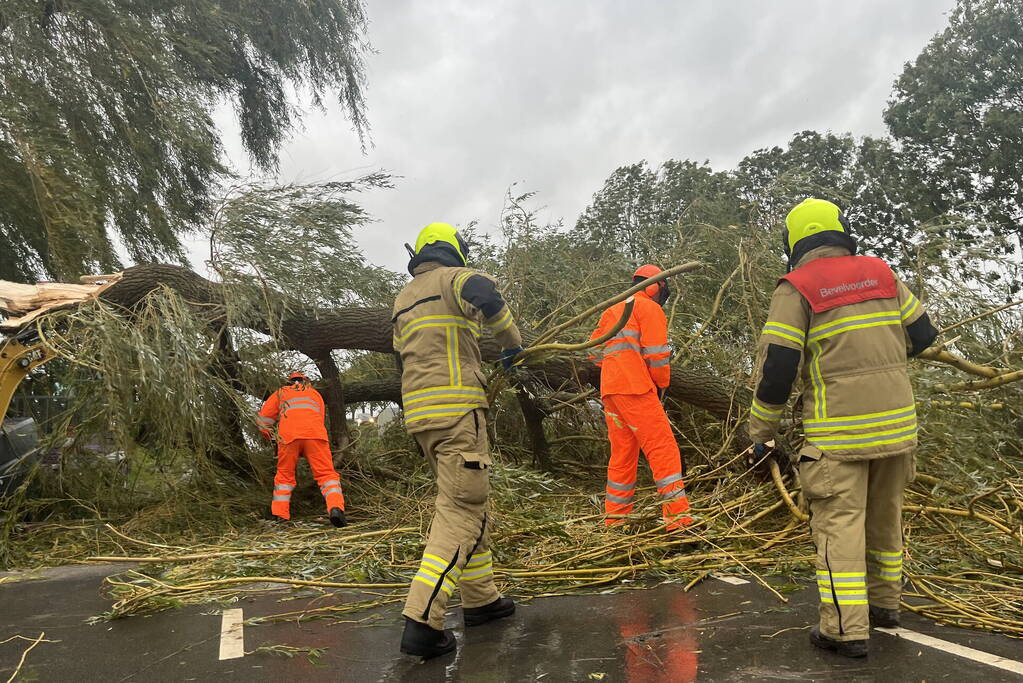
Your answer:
[2,264,752,425]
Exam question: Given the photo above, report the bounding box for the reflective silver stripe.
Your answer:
[465,551,492,568]
[762,322,806,344]
[810,425,918,446]
[275,484,295,491]
[256,416,275,424]
[606,493,634,504]
[646,357,670,367]
[819,591,868,602]
[661,488,687,500]
[319,479,340,489]
[401,387,487,403]
[283,398,319,406]
[413,571,456,594]
[606,479,636,493]
[817,575,865,585]
[655,473,683,489]
[612,330,640,339]
[272,495,291,502]
[403,405,477,419]
[321,487,343,497]
[461,566,494,581]
[806,406,916,428]
[641,345,670,355]
[808,312,901,341]
[603,340,640,353]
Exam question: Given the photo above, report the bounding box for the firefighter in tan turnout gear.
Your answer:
[393,222,523,659]
[749,199,938,658]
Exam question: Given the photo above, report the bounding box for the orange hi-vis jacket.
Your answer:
[257,384,329,443]
[588,290,672,396]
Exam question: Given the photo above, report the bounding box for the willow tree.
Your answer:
[885,0,1023,278]
[0,0,371,282]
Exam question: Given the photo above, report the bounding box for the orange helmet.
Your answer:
[288,371,308,382]
[633,264,670,305]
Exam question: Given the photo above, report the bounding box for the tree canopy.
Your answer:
[0,0,371,282]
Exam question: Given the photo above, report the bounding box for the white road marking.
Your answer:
[218,608,245,660]
[713,575,750,586]
[876,627,1023,676]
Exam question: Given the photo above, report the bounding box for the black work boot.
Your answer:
[810,626,868,658]
[329,507,347,528]
[463,597,516,627]
[869,606,900,628]
[400,617,456,659]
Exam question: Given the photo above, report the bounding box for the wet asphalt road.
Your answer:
[1,563,1021,682]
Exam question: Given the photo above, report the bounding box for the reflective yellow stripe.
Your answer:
[817,572,865,578]
[805,405,916,425]
[811,424,919,441]
[752,399,782,416]
[901,296,920,321]
[404,390,487,405]
[750,400,782,422]
[813,430,918,451]
[868,549,903,559]
[403,385,487,399]
[487,308,512,330]
[396,315,480,341]
[407,412,471,422]
[762,321,805,345]
[453,327,461,385]
[445,327,455,385]
[808,311,902,342]
[804,414,915,433]
[405,403,480,417]
[809,340,826,420]
[453,270,473,297]
[809,311,899,335]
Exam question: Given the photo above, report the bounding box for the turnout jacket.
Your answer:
[258,384,329,443]
[392,261,522,433]
[588,290,671,396]
[748,246,938,461]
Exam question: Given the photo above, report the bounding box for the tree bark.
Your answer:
[311,352,350,460]
[4,263,752,432]
[515,388,553,471]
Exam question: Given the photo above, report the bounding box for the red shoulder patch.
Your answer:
[781,256,896,313]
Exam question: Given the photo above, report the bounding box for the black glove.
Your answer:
[500,346,524,370]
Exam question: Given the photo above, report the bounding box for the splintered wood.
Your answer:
[0,273,122,331]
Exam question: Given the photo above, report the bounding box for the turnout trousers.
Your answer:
[403,409,500,630]
[800,447,915,641]
[271,438,345,520]
[603,391,691,529]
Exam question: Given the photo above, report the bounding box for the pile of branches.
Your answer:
[5,442,1019,637]
[1,211,1021,639]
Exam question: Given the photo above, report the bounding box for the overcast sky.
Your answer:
[210,0,956,274]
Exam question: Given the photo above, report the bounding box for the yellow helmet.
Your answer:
[414,222,468,265]
[784,198,847,253]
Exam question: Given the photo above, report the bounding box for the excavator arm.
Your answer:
[1,332,53,422]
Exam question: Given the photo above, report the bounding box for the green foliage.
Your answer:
[885,0,1023,259]
[210,175,404,310]
[0,0,371,282]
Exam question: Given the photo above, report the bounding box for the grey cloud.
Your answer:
[211,0,955,273]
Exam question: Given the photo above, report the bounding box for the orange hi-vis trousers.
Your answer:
[271,438,345,520]
[603,391,691,529]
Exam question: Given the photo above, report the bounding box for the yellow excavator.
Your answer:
[1,330,53,421]
[0,329,53,496]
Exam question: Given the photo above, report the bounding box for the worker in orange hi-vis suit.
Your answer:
[257,371,347,528]
[588,265,691,530]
